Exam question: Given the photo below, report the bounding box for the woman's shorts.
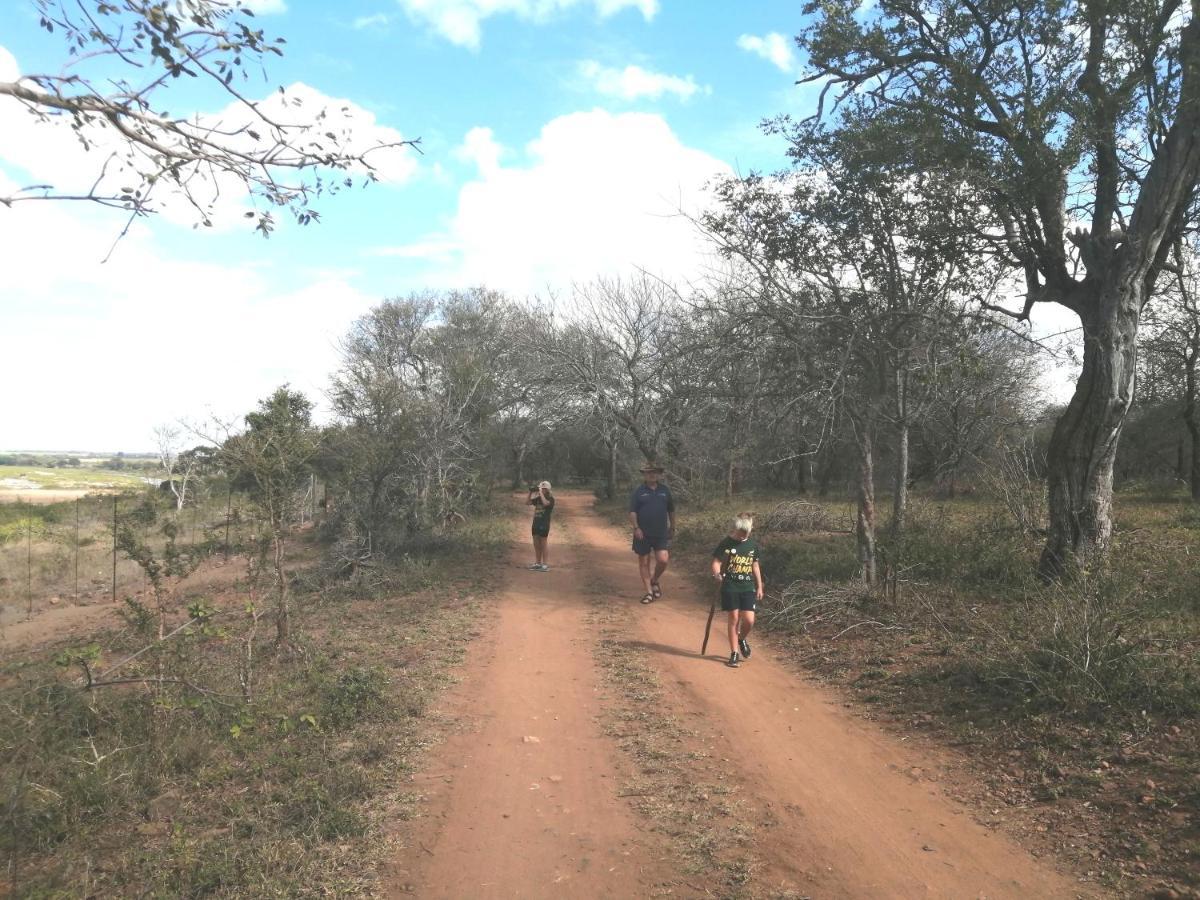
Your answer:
[720,591,756,612]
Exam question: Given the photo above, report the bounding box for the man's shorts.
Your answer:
[720,590,756,612]
[632,533,670,555]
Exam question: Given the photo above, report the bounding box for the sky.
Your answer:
[0,0,1079,452]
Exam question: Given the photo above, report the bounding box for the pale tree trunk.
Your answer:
[853,420,878,585]
[893,421,909,534]
[1038,296,1139,578]
[891,369,910,536]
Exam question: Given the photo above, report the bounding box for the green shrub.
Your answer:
[320,666,390,730]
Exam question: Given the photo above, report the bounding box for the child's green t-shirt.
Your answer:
[712,536,761,592]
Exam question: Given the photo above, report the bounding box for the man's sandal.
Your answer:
[640,593,654,604]
[651,581,662,599]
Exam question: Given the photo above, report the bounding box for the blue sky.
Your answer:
[0,0,821,451]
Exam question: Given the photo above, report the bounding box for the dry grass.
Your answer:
[0,508,509,897]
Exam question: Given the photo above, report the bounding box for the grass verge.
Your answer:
[0,509,509,897]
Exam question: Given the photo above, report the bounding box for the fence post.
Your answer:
[25,498,33,620]
[112,495,118,604]
[74,498,80,606]
[224,486,232,561]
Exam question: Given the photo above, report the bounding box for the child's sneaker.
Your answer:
[536,564,549,571]
[739,637,751,659]
[726,652,740,668]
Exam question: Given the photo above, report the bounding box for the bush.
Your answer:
[320,666,390,730]
[973,575,1200,719]
[760,499,839,532]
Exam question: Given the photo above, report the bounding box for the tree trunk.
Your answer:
[725,458,735,499]
[273,532,290,646]
[1180,352,1200,501]
[1038,298,1139,578]
[510,441,528,490]
[892,421,909,535]
[855,426,877,585]
[607,440,618,499]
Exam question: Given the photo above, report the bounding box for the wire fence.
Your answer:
[0,488,255,629]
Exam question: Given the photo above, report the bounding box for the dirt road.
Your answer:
[394,492,1091,898]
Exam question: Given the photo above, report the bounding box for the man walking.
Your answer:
[629,462,674,604]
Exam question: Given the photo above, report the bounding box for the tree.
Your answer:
[705,113,988,580]
[153,423,199,510]
[799,0,1200,577]
[2,0,416,236]
[218,386,318,647]
[1141,241,1200,498]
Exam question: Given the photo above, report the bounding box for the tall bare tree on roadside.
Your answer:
[798,0,1200,577]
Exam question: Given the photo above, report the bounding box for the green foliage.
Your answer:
[320,666,390,730]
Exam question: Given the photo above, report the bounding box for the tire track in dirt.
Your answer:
[391,491,1097,898]
[389,497,678,899]
[568,493,1099,899]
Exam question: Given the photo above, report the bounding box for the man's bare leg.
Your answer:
[651,549,669,592]
[638,553,654,595]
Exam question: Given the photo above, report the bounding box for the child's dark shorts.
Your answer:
[532,523,551,538]
[720,590,756,612]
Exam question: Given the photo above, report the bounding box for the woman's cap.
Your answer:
[538,480,552,490]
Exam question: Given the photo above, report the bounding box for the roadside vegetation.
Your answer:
[0,501,508,896]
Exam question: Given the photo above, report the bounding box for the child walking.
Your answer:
[710,512,763,668]
[528,480,555,570]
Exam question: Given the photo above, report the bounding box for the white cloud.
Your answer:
[0,171,373,450]
[737,32,797,74]
[0,45,417,231]
[379,109,731,294]
[241,0,288,13]
[0,45,16,81]
[353,12,391,29]
[454,126,504,176]
[578,61,708,102]
[395,0,659,50]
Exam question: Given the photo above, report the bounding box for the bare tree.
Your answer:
[798,0,1200,577]
[153,423,199,510]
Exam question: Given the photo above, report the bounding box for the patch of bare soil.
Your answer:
[0,489,96,505]
[768,624,1200,899]
[3,550,268,654]
[391,493,1093,898]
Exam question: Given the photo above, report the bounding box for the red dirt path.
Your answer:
[391,492,1096,899]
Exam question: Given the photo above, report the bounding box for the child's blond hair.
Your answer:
[733,512,754,535]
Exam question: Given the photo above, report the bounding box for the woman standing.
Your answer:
[528,480,555,571]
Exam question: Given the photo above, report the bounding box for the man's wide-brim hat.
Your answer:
[639,463,665,473]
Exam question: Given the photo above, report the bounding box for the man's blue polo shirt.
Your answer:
[629,483,674,538]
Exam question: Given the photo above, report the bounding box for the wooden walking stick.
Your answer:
[701,556,727,655]
[700,597,717,655]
